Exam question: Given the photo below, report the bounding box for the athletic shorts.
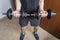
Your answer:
[19,11,41,27]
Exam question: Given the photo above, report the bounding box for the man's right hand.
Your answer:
[40,10,48,17]
[12,10,20,18]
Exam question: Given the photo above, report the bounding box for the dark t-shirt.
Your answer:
[20,0,39,12]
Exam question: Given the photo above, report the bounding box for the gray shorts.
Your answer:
[19,16,41,27]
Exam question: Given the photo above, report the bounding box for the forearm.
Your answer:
[39,0,44,10]
[15,0,21,11]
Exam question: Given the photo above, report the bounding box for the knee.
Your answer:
[33,26,38,32]
[20,26,26,34]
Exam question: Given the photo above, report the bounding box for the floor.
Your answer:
[0,17,59,40]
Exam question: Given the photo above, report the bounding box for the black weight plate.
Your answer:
[47,9,52,19]
[7,8,12,20]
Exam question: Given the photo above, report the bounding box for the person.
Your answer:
[12,0,48,40]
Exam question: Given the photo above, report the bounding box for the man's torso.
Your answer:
[20,0,39,12]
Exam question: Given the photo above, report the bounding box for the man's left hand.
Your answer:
[40,10,48,17]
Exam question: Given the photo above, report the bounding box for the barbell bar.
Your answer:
[3,8,56,20]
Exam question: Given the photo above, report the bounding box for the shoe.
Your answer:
[34,33,39,40]
[20,34,25,40]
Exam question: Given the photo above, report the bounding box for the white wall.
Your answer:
[0,0,12,19]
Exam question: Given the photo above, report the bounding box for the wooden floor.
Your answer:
[0,17,59,40]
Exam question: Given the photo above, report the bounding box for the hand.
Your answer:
[12,10,20,18]
[40,10,48,17]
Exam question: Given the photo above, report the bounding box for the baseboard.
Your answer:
[0,16,6,20]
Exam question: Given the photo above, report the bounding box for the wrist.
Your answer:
[40,9,44,11]
[16,9,20,11]
[16,8,21,11]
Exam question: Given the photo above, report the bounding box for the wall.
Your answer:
[0,0,12,19]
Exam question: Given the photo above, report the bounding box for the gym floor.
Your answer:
[0,17,59,40]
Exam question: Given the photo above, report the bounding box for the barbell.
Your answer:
[3,8,56,20]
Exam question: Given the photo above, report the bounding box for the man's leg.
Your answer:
[33,26,39,40]
[20,27,26,40]
[30,17,41,40]
[19,17,28,40]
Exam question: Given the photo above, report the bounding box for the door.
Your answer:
[41,0,60,39]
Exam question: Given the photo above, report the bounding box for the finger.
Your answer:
[12,11,15,15]
[14,13,16,17]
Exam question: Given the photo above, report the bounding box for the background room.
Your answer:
[0,0,60,40]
